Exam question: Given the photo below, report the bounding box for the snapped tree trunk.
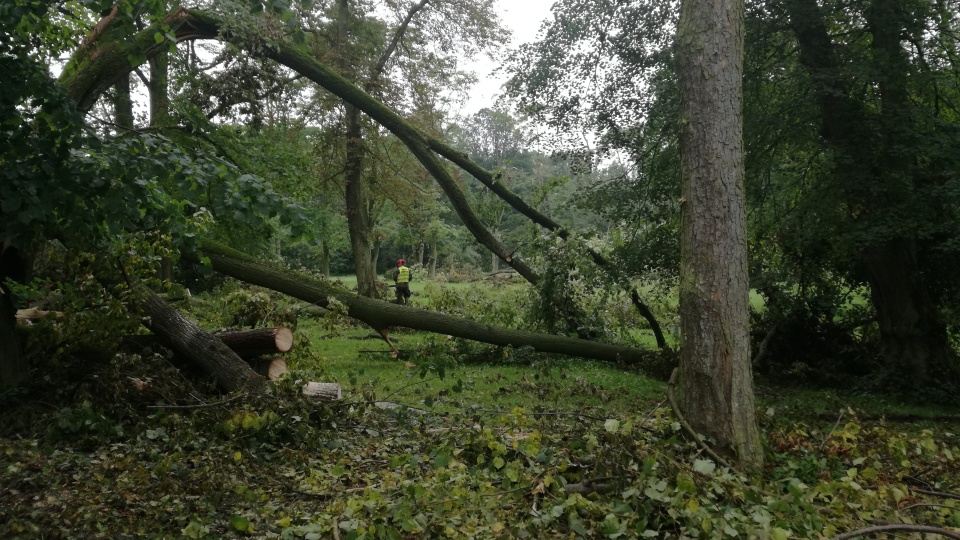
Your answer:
[199,240,655,368]
[139,286,266,393]
[676,0,763,467]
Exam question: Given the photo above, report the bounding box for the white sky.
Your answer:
[456,0,555,115]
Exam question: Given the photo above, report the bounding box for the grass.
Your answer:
[296,276,957,424]
[296,322,666,417]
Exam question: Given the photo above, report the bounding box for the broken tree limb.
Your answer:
[139,286,265,394]
[60,8,539,285]
[59,7,665,342]
[828,525,960,540]
[15,308,65,322]
[199,240,655,367]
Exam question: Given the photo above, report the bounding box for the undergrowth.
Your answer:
[2,281,960,539]
[2,344,959,539]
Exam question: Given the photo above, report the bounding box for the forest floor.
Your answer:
[1,279,959,539]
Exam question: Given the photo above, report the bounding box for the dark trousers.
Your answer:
[395,282,411,304]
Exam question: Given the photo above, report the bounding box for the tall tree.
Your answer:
[774,0,960,386]
[675,0,763,466]
[311,0,506,296]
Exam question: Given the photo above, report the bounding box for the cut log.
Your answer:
[301,381,342,401]
[255,357,289,380]
[125,327,293,359]
[139,286,265,394]
[213,327,293,357]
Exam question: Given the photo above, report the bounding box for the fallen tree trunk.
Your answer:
[125,327,294,359]
[200,240,655,367]
[139,287,266,393]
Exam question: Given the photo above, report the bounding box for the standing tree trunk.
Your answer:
[675,0,763,467]
[336,0,378,298]
[428,233,438,279]
[320,240,331,277]
[0,283,27,387]
[148,51,170,127]
[344,102,378,297]
[863,240,952,384]
[113,73,134,130]
[370,235,381,277]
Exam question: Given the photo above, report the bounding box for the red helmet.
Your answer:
[397,259,406,266]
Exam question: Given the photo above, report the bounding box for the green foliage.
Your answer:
[3,285,960,539]
[3,359,958,539]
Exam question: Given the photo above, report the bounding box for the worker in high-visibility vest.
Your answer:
[392,259,412,305]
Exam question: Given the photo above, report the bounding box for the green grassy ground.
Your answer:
[296,323,665,417]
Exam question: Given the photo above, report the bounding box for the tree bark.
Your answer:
[863,240,953,384]
[139,286,266,393]
[113,74,134,130]
[125,327,293,358]
[336,0,378,298]
[428,235,437,279]
[320,240,331,277]
[676,0,763,467]
[199,240,655,367]
[213,327,294,357]
[0,284,28,387]
[148,52,170,127]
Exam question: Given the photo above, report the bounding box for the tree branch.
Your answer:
[828,524,960,540]
[374,0,430,76]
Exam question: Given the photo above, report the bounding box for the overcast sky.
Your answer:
[456,0,555,115]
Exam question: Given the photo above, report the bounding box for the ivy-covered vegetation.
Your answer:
[2,281,959,538]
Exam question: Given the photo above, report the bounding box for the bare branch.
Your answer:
[828,524,960,540]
